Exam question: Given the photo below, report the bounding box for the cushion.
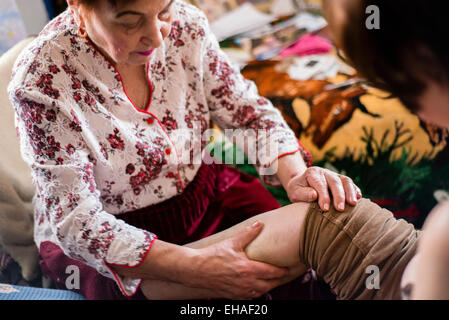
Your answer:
[0,283,85,300]
[0,37,39,281]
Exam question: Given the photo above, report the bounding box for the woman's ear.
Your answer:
[67,0,79,12]
[67,0,86,30]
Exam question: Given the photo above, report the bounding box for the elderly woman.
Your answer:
[8,0,361,300]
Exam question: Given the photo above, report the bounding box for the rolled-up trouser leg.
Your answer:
[299,198,422,300]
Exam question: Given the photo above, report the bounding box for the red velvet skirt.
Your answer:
[39,162,334,300]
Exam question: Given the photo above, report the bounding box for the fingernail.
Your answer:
[323,203,329,211]
[308,191,315,201]
[252,221,261,228]
[338,203,345,210]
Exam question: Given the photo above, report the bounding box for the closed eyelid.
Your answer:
[116,11,143,19]
[120,16,142,23]
[119,16,143,27]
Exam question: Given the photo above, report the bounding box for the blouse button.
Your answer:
[146,118,154,125]
[165,148,171,155]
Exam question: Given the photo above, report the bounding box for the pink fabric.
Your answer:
[279,34,332,58]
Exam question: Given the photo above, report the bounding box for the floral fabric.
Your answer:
[8,0,309,296]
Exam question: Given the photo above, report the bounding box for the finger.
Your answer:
[341,176,358,205]
[325,172,346,211]
[287,263,308,276]
[290,186,317,203]
[253,276,298,293]
[306,171,331,211]
[356,186,363,199]
[248,260,289,279]
[248,280,281,297]
[240,265,307,298]
[232,221,264,250]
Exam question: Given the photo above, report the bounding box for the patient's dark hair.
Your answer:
[339,0,449,111]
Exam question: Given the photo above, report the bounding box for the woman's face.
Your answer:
[323,0,449,129]
[69,0,175,66]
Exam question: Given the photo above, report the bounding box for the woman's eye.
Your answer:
[120,20,141,29]
[159,10,171,20]
[123,23,139,29]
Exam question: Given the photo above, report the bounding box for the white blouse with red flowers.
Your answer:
[8,0,311,296]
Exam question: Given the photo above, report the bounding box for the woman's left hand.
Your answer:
[285,166,362,212]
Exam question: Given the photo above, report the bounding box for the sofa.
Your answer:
[0,37,40,284]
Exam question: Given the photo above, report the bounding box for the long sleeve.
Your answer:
[9,87,157,297]
[200,14,312,186]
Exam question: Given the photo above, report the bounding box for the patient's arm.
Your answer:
[141,202,311,299]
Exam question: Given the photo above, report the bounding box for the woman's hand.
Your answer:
[285,166,362,211]
[186,222,296,299]
[275,152,361,212]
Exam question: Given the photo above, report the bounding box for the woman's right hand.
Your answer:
[185,221,293,299]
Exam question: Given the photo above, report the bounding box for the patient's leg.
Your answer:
[143,199,420,300]
[186,198,421,300]
[142,202,311,300]
[186,201,310,268]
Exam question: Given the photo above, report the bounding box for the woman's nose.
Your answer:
[142,21,164,48]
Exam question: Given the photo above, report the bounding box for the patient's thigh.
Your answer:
[244,201,310,268]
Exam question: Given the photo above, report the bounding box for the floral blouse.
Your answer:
[8,1,311,296]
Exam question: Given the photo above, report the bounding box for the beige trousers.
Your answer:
[299,199,422,300]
